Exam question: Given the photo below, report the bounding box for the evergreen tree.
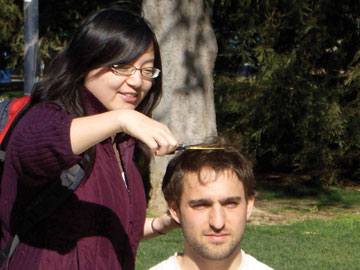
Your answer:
[213,0,360,185]
[0,0,22,69]
[1,0,124,72]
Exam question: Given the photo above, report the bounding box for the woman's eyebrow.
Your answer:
[142,58,155,64]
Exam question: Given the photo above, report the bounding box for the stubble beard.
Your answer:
[184,230,242,261]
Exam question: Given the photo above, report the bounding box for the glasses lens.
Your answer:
[112,64,161,78]
[112,64,134,75]
[142,67,161,79]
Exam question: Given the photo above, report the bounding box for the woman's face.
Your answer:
[84,44,155,111]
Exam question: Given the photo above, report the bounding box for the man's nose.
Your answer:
[209,205,225,231]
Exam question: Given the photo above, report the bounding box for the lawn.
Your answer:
[136,184,360,270]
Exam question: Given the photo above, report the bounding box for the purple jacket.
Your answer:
[0,88,147,269]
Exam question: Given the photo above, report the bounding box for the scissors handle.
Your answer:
[176,144,187,151]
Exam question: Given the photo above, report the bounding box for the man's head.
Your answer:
[162,145,255,262]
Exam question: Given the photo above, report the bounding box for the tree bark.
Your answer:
[143,0,218,215]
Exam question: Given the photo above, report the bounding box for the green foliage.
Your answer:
[36,0,119,65]
[1,0,141,72]
[0,0,22,69]
[1,0,359,185]
[213,0,360,185]
[0,0,22,43]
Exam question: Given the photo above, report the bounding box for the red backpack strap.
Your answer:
[0,96,31,144]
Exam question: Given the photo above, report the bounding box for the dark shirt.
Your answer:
[0,88,147,269]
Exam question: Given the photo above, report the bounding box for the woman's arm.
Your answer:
[141,212,180,241]
[70,109,178,156]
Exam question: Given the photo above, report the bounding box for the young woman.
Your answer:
[0,4,178,270]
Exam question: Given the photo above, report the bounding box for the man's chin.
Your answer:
[198,244,238,261]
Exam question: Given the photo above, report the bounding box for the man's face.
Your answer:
[170,167,254,262]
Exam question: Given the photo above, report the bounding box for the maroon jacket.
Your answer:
[0,88,147,269]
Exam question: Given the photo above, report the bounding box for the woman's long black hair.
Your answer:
[31,5,162,175]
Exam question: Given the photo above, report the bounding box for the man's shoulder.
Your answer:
[149,252,180,270]
[241,250,274,270]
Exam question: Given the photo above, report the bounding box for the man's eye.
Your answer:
[191,204,207,210]
[225,202,239,208]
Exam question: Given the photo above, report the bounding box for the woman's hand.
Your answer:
[142,211,180,241]
[117,109,178,156]
[70,109,178,155]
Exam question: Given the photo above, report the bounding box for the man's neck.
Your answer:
[176,249,243,270]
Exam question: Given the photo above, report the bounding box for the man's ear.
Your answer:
[168,201,181,224]
[246,196,255,221]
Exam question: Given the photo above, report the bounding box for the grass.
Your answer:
[137,229,184,269]
[136,185,360,270]
[241,216,360,270]
[136,215,360,270]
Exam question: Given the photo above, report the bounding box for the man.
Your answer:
[150,143,274,270]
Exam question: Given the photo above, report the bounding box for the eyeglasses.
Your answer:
[111,64,161,79]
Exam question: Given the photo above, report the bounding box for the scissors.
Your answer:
[175,143,225,151]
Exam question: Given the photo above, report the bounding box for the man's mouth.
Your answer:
[205,233,229,242]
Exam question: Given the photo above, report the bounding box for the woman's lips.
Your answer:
[120,92,137,102]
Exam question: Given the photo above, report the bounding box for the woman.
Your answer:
[0,4,178,270]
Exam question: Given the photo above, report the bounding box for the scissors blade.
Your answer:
[176,144,224,151]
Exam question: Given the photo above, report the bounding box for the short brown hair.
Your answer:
[162,143,255,206]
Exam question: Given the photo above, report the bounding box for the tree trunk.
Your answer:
[143,0,218,215]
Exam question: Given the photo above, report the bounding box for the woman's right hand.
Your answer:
[117,109,178,156]
[70,109,178,156]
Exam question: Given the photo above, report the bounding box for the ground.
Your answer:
[248,175,360,225]
[249,198,360,225]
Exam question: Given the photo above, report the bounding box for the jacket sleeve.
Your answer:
[6,102,83,183]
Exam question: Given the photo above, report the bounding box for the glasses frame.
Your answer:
[111,64,161,79]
